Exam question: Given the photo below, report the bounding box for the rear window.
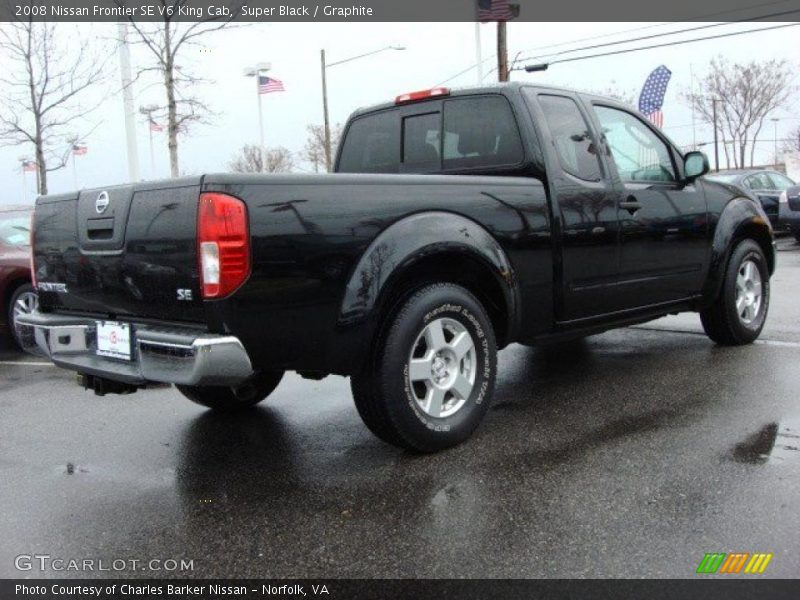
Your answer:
[337,95,523,173]
[338,110,400,173]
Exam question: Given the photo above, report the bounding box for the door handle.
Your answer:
[619,196,642,215]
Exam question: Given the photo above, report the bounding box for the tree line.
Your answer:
[1,17,796,194]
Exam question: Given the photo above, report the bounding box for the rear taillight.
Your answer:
[197,192,250,299]
[29,212,36,289]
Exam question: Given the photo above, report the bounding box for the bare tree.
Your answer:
[684,57,794,169]
[303,123,342,172]
[780,125,800,156]
[0,21,107,194]
[120,1,238,177]
[585,82,636,107]
[229,144,294,173]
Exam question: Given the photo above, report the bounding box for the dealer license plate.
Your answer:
[96,321,132,361]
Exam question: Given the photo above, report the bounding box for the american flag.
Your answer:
[149,118,163,132]
[72,143,87,156]
[258,75,285,94]
[477,0,514,22]
[22,160,37,172]
[638,65,671,128]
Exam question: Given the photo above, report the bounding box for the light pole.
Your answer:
[320,44,405,172]
[117,23,140,182]
[712,97,720,172]
[17,156,29,204]
[771,117,780,168]
[139,105,160,179]
[66,135,79,189]
[244,62,272,172]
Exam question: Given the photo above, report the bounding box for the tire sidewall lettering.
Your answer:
[405,302,492,429]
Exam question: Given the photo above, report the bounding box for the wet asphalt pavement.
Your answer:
[1,239,798,580]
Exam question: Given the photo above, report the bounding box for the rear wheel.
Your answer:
[8,283,38,350]
[351,283,497,453]
[176,371,284,411]
[700,239,769,345]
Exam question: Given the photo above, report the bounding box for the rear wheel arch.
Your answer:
[375,249,514,349]
[338,211,519,347]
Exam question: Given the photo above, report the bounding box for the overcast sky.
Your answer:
[1,20,798,205]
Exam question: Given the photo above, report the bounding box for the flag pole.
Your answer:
[256,75,266,173]
[149,124,155,178]
[72,151,78,189]
[474,23,483,84]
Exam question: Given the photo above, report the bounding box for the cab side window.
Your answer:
[441,96,523,170]
[537,94,602,182]
[593,105,676,183]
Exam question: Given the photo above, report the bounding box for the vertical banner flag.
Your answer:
[477,0,515,22]
[258,76,285,94]
[638,65,672,127]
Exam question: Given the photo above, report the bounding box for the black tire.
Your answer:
[700,239,769,346]
[794,232,800,244]
[176,370,284,411]
[8,283,38,351]
[351,283,497,453]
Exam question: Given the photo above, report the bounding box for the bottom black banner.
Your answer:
[2,579,800,600]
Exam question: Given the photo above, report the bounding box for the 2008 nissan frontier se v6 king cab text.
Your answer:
[19,83,775,452]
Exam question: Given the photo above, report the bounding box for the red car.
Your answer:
[0,205,37,349]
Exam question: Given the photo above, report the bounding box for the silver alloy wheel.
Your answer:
[735,259,762,325]
[11,289,38,345]
[407,317,477,418]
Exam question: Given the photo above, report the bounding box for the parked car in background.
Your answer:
[779,185,800,242]
[706,169,795,229]
[0,206,36,349]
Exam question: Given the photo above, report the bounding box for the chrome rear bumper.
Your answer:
[16,311,253,387]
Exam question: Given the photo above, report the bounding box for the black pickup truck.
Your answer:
[20,83,775,452]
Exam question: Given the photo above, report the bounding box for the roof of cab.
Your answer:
[347,81,633,119]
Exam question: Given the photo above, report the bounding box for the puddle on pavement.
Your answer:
[730,422,799,464]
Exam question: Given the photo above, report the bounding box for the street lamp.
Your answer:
[244,62,272,172]
[320,44,405,172]
[139,104,160,178]
[771,117,780,168]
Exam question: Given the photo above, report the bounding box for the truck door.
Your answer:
[590,103,708,308]
[528,91,620,321]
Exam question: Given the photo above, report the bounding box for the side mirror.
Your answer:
[684,151,709,181]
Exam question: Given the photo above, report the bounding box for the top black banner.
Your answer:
[2,0,800,22]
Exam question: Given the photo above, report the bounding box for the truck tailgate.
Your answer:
[33,179,206,324]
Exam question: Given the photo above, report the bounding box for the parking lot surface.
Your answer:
[1,238,798,579]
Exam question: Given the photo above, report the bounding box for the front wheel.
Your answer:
[176,370,284,411]
[700,239,769,345]
[351,283,497,453]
